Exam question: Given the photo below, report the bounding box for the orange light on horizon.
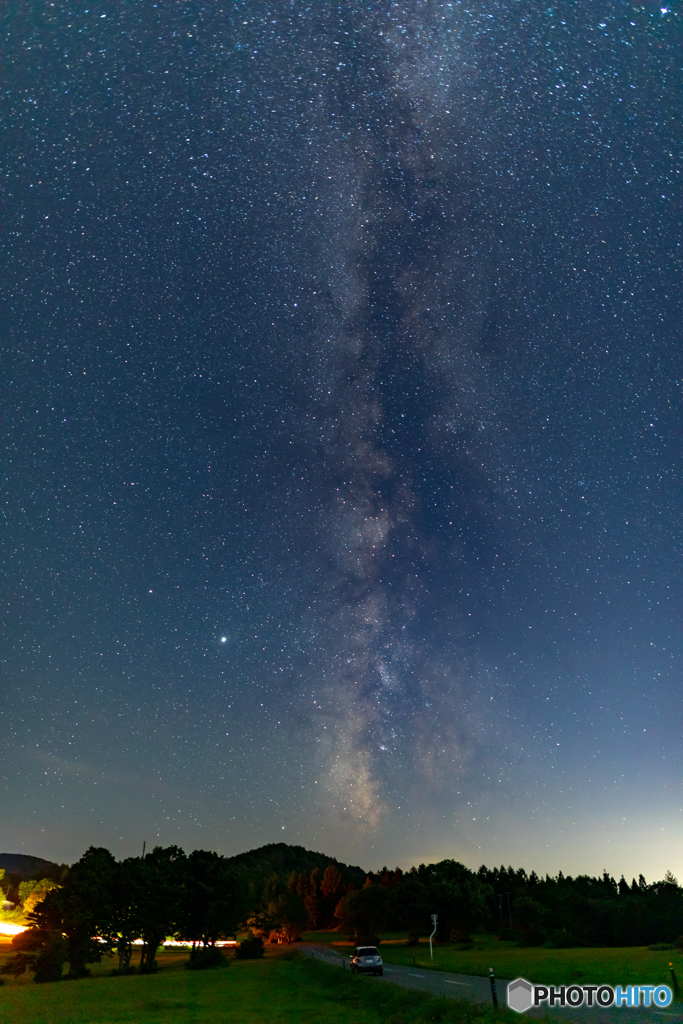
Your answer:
[0,922,26,936]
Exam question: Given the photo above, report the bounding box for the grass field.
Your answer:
[302,932,683,990]
[0,944,516,1024]
[1,936,679,1023]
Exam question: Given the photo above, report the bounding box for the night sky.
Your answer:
[4,1,682,881]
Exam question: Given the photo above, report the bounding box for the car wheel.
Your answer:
[378,968,383,976]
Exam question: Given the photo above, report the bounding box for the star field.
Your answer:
[3,0,682,876]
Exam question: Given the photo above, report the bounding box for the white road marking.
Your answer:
[445,980,472,986]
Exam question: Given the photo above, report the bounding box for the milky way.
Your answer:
[286,4,519,825]
[5,1,682,875]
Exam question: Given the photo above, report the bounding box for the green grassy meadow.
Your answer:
[0,944,513,1024]
[1,936,680,1023]
[303,932,683,989]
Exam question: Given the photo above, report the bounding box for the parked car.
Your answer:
[350,945,383,975]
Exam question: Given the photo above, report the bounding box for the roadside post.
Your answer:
[429,914,438,960]
[489,967,498,1009]
[669,962,679,995]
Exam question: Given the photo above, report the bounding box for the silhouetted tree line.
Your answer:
[476,864,683,948]
[248,857,683,949]
[2,843,681,983]
[1,846,250,982]
[331,860,494,947]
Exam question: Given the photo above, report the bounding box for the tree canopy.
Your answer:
[3,842,682,983]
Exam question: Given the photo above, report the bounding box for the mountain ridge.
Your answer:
[0,853,64,880]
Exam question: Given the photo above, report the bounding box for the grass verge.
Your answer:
[304,933,682,990]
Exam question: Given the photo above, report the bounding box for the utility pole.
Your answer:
[429,914,438,960]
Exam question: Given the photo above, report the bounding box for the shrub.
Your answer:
[235,933,265,959]
[0,928,67,983]
[185,946,227,970]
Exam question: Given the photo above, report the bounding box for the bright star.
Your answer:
[221,637,227,642]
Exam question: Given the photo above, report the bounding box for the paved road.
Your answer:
[299,945,681,1024]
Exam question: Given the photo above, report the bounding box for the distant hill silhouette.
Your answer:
[0,854,64,880]
[225,842,366,884]
[0,843,365,885]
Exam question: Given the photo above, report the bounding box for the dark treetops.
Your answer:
[3,843,681,983]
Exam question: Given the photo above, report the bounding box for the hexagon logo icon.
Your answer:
[508,977,534,1013]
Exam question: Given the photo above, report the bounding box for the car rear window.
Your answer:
[357,947,379,956]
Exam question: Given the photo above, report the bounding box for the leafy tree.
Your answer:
[178,850,249,959]
[23,879,60,916]
[413,863,493,943]
[0,869,18,917]
[130,846,186,973]
[29,847,118,978]
[321,864,345,926]
[300,868,321,929]
[427,879,490,942]
[321,864,343,898]
[245,906,275,941]
[1,927,67,983]
[3,850,115,981]
[391,877,430,940]
[246,872,280,939]
[110,857,143,972]
[513,896,548,931]
[286,868,324,930]
[18,880,39,906]
[513,896,550,945]
[371,866,404,889]
[336,884,391,944]
[268,889,308,943]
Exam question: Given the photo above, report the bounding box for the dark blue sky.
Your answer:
[4,0,682,879]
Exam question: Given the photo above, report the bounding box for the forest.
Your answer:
[1,843,681,984]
